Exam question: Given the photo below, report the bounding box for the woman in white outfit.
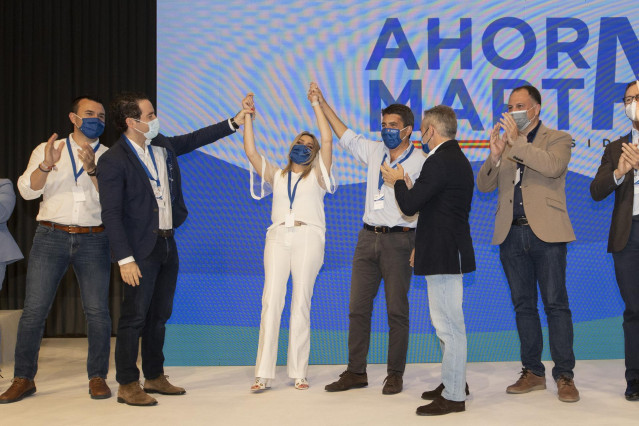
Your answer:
[243,84,335,391]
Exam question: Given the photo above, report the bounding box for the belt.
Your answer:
[278,221,307,227]
[154,229,175,238]
[40,221,104,234]
[512,217,529,226]
[633,215,639,222]
[363,223,415,233]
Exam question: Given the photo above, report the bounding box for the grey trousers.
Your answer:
[347,227,415,375]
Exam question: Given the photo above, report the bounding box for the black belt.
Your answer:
[154,229,175,238]
[512,217,529,226]
[363,223,415,234]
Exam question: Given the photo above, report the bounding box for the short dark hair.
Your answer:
[110,92,150,133]
[71,95,103,114]
[423,105,457,139]
[381,104,414,130]
[512,85,542,105]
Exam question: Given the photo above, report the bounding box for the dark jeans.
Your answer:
[115,235,179,385]
[499,225,575,380]
[14,225,111,380]
[612,220,639,383]
[347,228,414,375]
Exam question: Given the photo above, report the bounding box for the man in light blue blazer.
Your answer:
[0,179,23,288]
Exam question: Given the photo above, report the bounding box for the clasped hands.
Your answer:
[489,112,523,164]
[615,142,639,179]
[238,82,323,124]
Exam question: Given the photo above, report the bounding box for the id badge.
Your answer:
[514,168,521,185]
[72,185,86,202]
[373,192,385,210]
[150,181,162,198]
[285,211,295,227]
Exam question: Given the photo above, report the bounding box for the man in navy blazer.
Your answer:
[97,92,252,406]
[590,81,639,401]
[381,105,475,416]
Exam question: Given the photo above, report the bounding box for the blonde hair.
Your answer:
[282,131,320,179]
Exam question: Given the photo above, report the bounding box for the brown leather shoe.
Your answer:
[143,375,186,395]
[556,375,580,402]
[89,377,112,400]
[0,378,36,404]
[506,368,546,394]
[117,382,158,406]
[416,396,465,416]
[382,373,403,395]
[421,382,470,400]
[325,370,368,392]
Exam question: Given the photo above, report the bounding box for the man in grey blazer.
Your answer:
[590,80,639,401]
[0,179,23,288]
[476,85,579,403]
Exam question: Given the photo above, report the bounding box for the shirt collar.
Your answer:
[127,136,152,155]
[632,128,639,144]
[427,140,446,156]
[526,120,542,143]
[384,141,413,163]
[69,133,100,149]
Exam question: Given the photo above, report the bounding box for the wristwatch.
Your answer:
[230,117,240,130]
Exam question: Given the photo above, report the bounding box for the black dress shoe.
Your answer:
[382,373,402,395]
[325,370,368,392]
[416,395,465,416]
[626,379,639,401]
[421,382,470,400]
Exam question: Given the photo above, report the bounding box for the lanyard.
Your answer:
[288,171,303,210]
[66,137,100,184]
[124,136,160,187]
[378,144,414,191]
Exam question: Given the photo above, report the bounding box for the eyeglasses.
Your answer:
[623,94,639,104]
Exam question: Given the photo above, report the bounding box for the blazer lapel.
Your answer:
[121,137,156,198]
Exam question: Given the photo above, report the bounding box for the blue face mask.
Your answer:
[421,129,432,154]
[289,144,312,165]
[381,126,409,149]
[74,114,105,139]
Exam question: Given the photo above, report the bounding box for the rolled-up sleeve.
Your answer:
[17,143,46,200]
[337,129,373,165]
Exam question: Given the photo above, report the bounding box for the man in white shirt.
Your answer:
[0,96,112,404]
[313,86,426,395]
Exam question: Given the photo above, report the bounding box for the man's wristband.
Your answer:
[230,117,240,130]
[87,168,97,176]
[39,162,53,172]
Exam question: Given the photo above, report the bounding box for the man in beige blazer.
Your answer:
[476,85,579,403]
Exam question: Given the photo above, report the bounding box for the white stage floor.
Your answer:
[0,338,636,425]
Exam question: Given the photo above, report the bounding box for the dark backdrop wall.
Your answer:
[0,0,157,336]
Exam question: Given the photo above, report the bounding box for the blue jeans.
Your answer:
[115,235,179,385]
[426,274,467,402]
[499,225,575,380]
[14,225,111,380]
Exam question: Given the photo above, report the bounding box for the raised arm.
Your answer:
[309,83,333,170]
[242,93,263,177]
[314,84,348,139]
